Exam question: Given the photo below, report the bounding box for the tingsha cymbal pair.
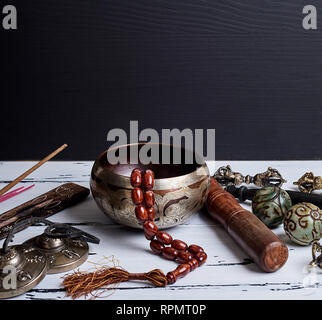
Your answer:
[0,217,99,298]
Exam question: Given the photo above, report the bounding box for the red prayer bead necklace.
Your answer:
[62,168,208,299]
[130,168,207,285]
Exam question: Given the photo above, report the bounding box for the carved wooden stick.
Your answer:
[0,183,89,239]
[206,177,288,272]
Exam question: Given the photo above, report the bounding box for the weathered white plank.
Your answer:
[1,161,322,300]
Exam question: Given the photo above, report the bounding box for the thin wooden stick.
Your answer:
[0,144,68,197]
[0,185,35,203]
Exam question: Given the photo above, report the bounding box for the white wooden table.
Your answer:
[1,160,322,300]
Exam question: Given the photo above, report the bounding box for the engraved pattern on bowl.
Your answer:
[90,143,210,229]
[91,177,209,229]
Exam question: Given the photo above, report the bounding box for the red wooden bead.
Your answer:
[144,232,154,240]
[147,207,156,221]
[135,205,148,223]
[131,188,143,205]
[143,170,154,190]
[187,258,199,271]
[176,263,191,278]
[130,169,142,188]
[144,191,155,207]
[143,220,158,238]
[176,251,193,264]
[171,239,188,251]
[166,272,176,284]
[162,247,178,260]
[156,231,173,245]
[195,252,207,266]
[188,244,204,255]
[166,264,191,284]
[150,240,164,255]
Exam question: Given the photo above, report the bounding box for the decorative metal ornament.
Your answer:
[283,203,322,246]
[0,220,49,298]
[309,241,322,268]
[23,234,89,274]
[0,217,99,298]
[293,172,322,193]
[0,244,48,298]
[23,221,99,274]
[214,165,286,188]
[252,187,292,228]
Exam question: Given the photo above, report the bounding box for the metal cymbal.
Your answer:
[23,234,89,274]
[0,244,48,298]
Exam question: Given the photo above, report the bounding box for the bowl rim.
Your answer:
[92,142,210,190]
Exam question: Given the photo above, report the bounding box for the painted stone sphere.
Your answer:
[252,187,292,228]
[283,203,322,246]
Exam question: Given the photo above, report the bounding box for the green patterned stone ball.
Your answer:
[252,187,292,228]
[283,202,322,246]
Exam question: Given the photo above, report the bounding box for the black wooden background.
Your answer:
[1,0,322,160]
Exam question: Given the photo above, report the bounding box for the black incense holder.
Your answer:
[226,185,322,209]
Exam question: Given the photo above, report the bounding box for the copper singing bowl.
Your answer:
[90,143,210,229]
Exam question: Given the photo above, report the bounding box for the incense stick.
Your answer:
[0,144,68,197]
[1,186,24,197]
[0,185,35,203]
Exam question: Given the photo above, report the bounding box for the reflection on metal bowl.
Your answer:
[90,143,210,229]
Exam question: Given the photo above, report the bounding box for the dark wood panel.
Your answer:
[1,0,321,160]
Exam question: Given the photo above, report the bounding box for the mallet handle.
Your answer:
[206,178,288,272]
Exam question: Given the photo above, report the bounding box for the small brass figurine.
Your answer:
[309,241,322,268]
[214,165,286,188]
[293,172,322,193]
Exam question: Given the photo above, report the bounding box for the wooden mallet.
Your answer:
[206,177,288,272]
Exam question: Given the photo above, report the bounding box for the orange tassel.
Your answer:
[62,267,167,299]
